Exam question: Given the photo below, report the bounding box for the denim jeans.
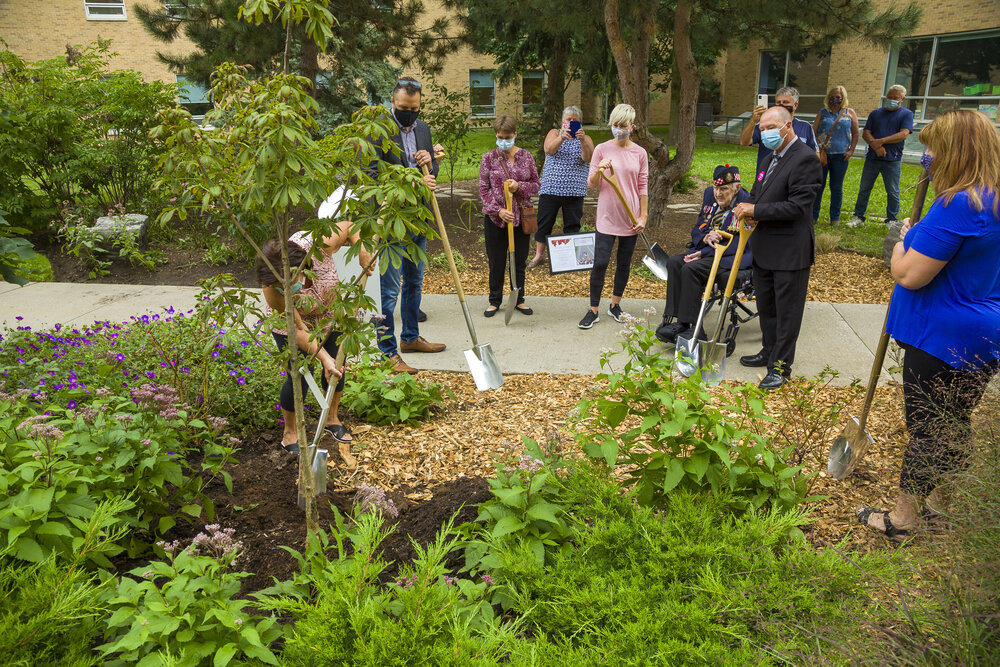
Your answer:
[378,234,426,357]
[812,153,851,222]
[853,157,902,221]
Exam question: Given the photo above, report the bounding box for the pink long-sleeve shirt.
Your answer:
[588,140,648,236]
[478,148,540,228]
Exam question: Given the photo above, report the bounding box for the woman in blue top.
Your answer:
[858,109,1000,539]
[811,85,859,225]
[527,106,595,268]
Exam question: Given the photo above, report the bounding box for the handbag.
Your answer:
[496,149,538,234]
[817,108,847,167]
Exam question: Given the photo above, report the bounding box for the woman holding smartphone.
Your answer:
[578,103,648,329]
[529,106,594,268]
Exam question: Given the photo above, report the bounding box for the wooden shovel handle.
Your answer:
[718,221,756,300]
[503,181,515,251]
[700,230,734,301]
[597,165,637,226]
[421,163,467,304]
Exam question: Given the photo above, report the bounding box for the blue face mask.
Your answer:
[277,281,304,295]
[760,127,784,150]
[612,127,631,141]
[885,99,900,110]
[920,152,934,178]
[496,137,515,150]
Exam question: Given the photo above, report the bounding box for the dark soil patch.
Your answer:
[163,430,490,595]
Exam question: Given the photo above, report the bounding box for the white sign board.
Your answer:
[547,232,596,274]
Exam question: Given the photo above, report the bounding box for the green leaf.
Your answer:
[15,537,45,562]
[215,643,238,667]
[605,402,628,428]
[683,452,710,481]
[526,501,560,525]
[28,486,55,514]
[181,504,202,518]
[600,440,618,467]
[662,458,685,493]
[491,515,527,539]
[492,487,525,509]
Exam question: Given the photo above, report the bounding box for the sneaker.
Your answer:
[608,304,624,322]
[578,310,599,329]
[846,216,864,228]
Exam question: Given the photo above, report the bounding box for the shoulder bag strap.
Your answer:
[821,108,848,150]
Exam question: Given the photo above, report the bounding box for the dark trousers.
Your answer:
[663,254,740,324]
[898,345,999,496]
[272,330,345,412]
[590,231,638,308]
[752,263,810,375]
[535,194,584,244]
[484,217,529,308]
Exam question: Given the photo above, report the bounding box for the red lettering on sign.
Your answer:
[552,238,571,246]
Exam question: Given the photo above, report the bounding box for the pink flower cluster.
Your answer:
[353,485,399,520]
[189,523,243,560]
[130,383,181,420]
[18,415,65,441]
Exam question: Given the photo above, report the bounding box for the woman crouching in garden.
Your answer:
[579,103,648,329]
[478,114,540,317]
[257,226,373,467]
[857,109,1000,539]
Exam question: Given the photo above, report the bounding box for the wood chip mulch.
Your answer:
[423,250,894,305]
[327,370,981,553]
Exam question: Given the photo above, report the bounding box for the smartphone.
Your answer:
[569,120,581,138]
[756,94,768,109]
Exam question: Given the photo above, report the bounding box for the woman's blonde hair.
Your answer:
[824,85,849,111]
[608,103,636,128]
[919,110,1000,216]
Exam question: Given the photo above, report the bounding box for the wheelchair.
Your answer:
[656,267,758,358]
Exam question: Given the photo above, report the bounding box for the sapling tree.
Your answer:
[151,2,434,535]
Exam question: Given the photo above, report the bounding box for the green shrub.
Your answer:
[429,249,467,272]
[99,525,282,666]
[0,392,235,562]
[260,507,521,666]
[342,349,450,425]
[0,208,36,286]
[573,312,813,514]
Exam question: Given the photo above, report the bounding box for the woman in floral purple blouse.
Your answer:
[478,114,541,317]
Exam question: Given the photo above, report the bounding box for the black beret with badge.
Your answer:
[712,164,740,186]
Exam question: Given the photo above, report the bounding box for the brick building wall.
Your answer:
[718,0,1000,119]
[0,0,195,82]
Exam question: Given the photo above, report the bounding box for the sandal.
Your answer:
[856,505,912,540]
[526,257,544,269]
[516,305,533,316]
[324,423,353,443]
[280,441,299,456]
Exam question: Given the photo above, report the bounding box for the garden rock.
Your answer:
[91,213,149,250]
[882,219,904,268]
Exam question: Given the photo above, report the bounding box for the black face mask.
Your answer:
[779,104,795,115]
[394,107,419,128]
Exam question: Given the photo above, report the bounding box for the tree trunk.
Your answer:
[299,28,319,95]
[603,0,700,229]
[537,38,567,164]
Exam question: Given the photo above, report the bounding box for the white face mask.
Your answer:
[612,127,631,141]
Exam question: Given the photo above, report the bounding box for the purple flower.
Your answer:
[237,377,246,385]
[66,400,77,409]
[115,353,125,362]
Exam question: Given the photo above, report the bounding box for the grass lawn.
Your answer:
[437,126,929,257]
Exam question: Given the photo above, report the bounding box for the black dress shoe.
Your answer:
[418,309,427,323]
[758,371,785,390]
[740,351,768,367]
[655,321,687,343]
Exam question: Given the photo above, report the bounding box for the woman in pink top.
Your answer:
[578,104,649,329]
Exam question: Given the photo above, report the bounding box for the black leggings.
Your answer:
[272,330,345,413]
[589,231,638,307]
[898,344,999,496]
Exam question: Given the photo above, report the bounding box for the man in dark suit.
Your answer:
[656,164,752,343]
[733,106,822,390]
[372,77,446,374]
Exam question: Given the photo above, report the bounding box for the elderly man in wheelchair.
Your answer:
[656,164,753,345]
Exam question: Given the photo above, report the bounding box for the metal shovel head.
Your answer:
[504,286,519,324]
[697,339,727,386]
[464,342,504,391]
[643,244,671,281]
[675,334,700,377]
[827,416,873,479]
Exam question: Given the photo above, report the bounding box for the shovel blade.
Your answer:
[643,244,671,281]
[675,335,699,377]
[464,343,504,391]
[827,416,873,479]
[698,340,727,385]
[503,287,519,324]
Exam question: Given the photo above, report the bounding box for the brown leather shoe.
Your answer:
[399,336,446,353]
[389,354,418,374]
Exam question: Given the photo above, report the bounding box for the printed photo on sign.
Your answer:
[547,232,596,274]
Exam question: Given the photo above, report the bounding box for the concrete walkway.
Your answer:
[0,281,895,385]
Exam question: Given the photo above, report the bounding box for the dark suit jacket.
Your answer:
[748,139,822,271]
[691,186,753,270]
[372,118,439,178]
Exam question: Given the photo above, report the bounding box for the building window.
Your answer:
[887,29,1000,124]
[84,0,127,20]
[176,75,212,119]
[756,46,831,114]
[522,71,544,116]
[165,1,187,20]
[470,70,495,117]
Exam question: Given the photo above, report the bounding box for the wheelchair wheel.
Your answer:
[726,338,736,357]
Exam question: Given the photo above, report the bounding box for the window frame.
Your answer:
[469,69,496,118]
[755,47,830,115]
[885,28,1000,126]
[164,1,187,20]
[175,74,213,122]
[521,70,545,116]
[84,0,127,21]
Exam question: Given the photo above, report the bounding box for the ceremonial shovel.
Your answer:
[421,159,503,390]
[695,219,755,384]
[597,165,670,280]
[502,180,520,324]
[675,230,733,377]
[827,171,930,479]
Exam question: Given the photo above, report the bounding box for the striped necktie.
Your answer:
[761,154,780,188]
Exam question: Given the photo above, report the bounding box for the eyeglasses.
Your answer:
[397,79,421,89]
